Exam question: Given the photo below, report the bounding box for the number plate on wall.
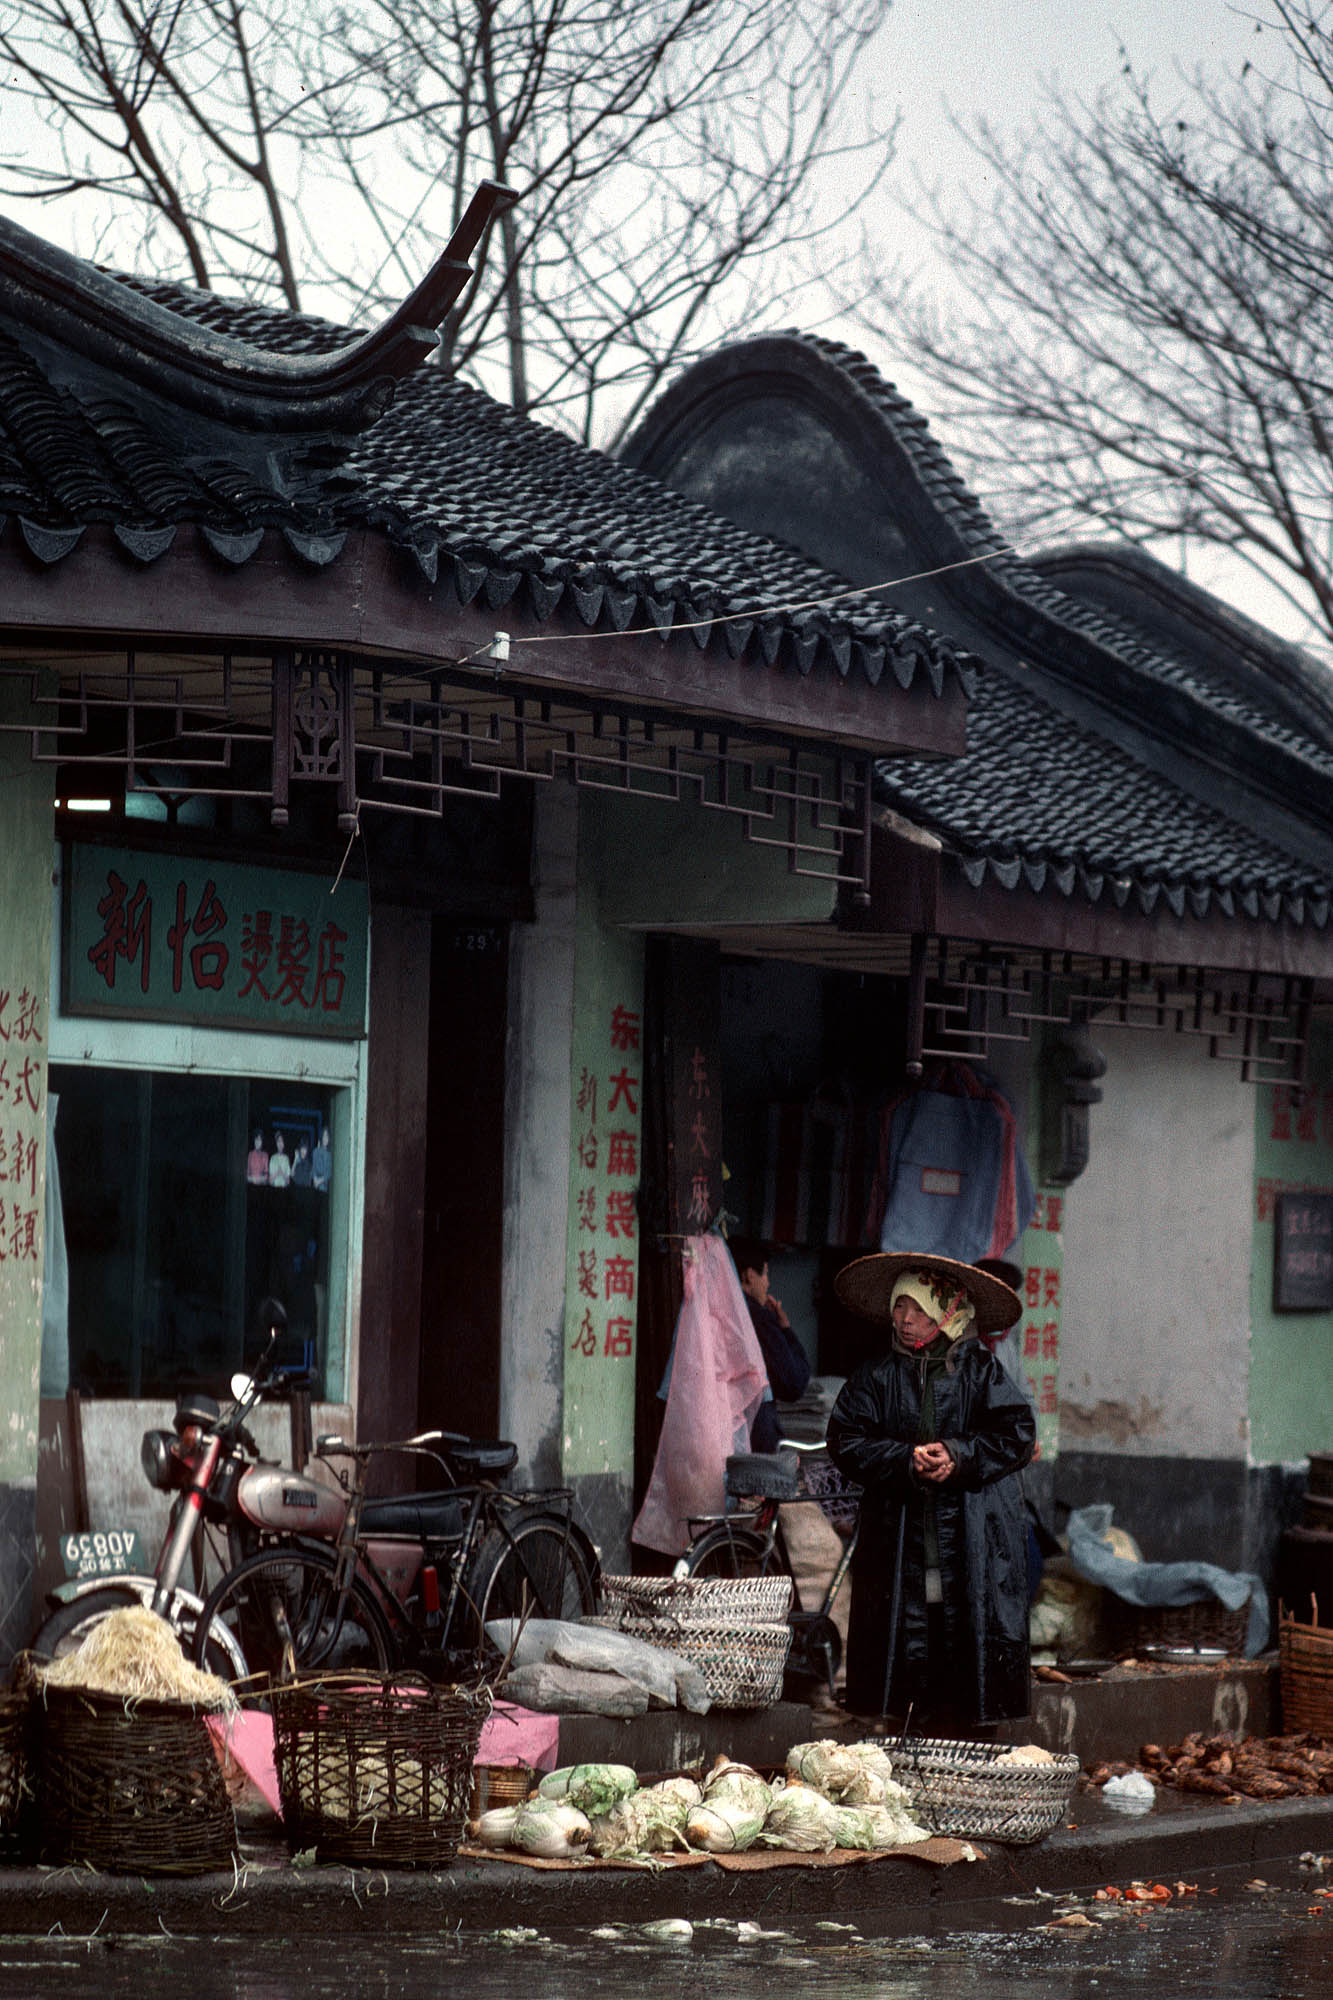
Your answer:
[61,1529,144,1579]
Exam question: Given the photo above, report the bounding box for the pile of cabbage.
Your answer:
[469,1741,929,1860]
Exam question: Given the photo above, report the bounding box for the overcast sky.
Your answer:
[846,0,1300,637]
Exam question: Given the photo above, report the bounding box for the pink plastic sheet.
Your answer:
[631,1233,769,1557]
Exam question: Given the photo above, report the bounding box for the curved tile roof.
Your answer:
[878,668,1333,927]
[0,249,978,701]
[626,326,1333,929]
[790,333,1333,782]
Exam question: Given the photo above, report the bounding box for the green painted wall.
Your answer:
[560,808,646,1479]
[0,680,54,1500]
[1250,1027,1333,1462]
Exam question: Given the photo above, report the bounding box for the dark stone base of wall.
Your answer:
[0,1482,36,1667]
[1051,1450,1306,1590]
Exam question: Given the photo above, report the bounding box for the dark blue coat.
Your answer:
[827,1337,1035,1724]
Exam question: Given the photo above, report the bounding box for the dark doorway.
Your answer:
[418,919,509,1443]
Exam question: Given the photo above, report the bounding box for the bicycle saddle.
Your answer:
[359,1490,466,1539]
[437,1433,519,1479]
[725,1450,799,1500]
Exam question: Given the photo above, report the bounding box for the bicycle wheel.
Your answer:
[468,1513,599,1646]
[678,1522,777,1580]
[192,1545,395,1680]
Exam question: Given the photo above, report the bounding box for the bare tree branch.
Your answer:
[841,1,1333,649]
[0,0,894,439]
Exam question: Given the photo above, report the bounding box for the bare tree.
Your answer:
[855,2,1333,647]
[0,0,893,443]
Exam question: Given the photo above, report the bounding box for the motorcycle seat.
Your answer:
[360,1490,466,1540]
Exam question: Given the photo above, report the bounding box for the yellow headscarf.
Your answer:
[889,1270,977,1343]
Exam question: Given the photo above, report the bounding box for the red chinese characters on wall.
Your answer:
[570,1003,641,1361]
[0,984,44,1266]
[1020,1188,1064,1458]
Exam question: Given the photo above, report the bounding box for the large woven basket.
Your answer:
[891,1737,1080,1846]
[37,1685,238,1874]
[0,1689,35,1861]
[270,1673,490,1867]
[1280,1608,1333,1734]
[1108,1593,1250,1657]
[597,1574,793,1708]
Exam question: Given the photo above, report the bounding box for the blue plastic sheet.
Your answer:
[1066,1504,1269,1657]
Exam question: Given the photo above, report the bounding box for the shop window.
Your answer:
[49,1065,341,1398]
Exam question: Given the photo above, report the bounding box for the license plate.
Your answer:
[61,1528,144,1579]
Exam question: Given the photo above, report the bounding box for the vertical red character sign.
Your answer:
[0,984,45,1271]
[569,1001,642,1364]
[1018,1188,1064,1461]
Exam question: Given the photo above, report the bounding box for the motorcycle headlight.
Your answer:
[140,1428,177,1492]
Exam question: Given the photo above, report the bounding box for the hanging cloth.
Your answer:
[631,1233,770,1557]
[863,1060,1036,1262]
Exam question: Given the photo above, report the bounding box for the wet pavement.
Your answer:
[4,1867,1333,1999]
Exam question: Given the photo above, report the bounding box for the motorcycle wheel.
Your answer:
[193,1546,395,1681]
[28,1582,191,1662]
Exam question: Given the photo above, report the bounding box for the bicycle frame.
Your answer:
[300,1437,589,1672]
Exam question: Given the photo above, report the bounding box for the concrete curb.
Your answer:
[4,1795,1332,1939]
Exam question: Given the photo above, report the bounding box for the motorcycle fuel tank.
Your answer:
[237,1463,346,1538]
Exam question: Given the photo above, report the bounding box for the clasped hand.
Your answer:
[912,1441,955,1483]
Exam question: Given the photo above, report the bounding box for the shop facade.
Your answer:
[0,207,972,1652]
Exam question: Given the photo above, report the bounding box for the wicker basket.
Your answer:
[600,1573,794,1628]
[271,1673,490,1868]
[1279,1609,1333,1734]
[596,1574,793,1708]
[37,1685,238,1875]
[891,1737,1080,1846]
[1108,1593,1250,1656]
[0,1689,35,1861]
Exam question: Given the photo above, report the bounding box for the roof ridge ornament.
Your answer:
[0,181,515,435]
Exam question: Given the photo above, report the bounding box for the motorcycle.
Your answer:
[30,1298,343,1673]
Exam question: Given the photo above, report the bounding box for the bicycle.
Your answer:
[191,1426,600,1684]
[673,1439,858,1699]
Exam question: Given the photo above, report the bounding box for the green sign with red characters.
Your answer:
[63,843,368,1038]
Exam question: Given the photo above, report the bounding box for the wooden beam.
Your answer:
[0,527,968,761]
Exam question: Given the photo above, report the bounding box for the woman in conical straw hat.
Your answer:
[826,1251,1033,1732]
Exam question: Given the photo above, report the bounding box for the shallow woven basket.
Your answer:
[37,1685,237,1875]
[1279,1609,1333,1734]
[0,1689,35,1861]
[595,1575,794,1708]
[891,1737,1080,1846]
[271,1672,490,1868]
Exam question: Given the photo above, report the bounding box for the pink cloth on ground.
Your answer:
[631,1233,769,1558]
[475,1701,561,1771]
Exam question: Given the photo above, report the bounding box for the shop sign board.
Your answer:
[63,843,368,1038]
[1273,1191,1333,1311]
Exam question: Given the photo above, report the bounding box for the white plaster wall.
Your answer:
[499,785,578,1486]
[1060,1025,1253,1460]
